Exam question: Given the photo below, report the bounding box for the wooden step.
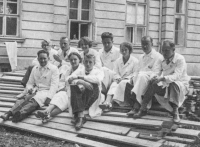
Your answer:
[0,97,16,102]
[0,101,14,107]
[3,72,25,77]
[0,90,21,94]
[0,86,24,91]
[0,83,24,88]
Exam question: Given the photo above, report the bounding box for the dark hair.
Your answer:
[77,37,92,48]
[120,42,133,53]
[68,52,82,63]
[101,32,113,41]
[141,36,153,45]
[37,50,49,57]
[60,37,69,42]
[163,40,175,49]
[84,54,96,63]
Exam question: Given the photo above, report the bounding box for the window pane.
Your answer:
[70,22,79,40]
[126,4,136,24]
[176,0,185,13]
[137,5,145,25]
[136,27,145,44]
[82,0,90,9]
[6,17,17,35]
[0,2,3,13]
[81,10,89,20]
[0,17,2,35]
[70,0,78,8]
[175,17,185,45]
[69,9,78,19]
[80,24,88,38]
[7,3,17,14]
[125,27,133,43]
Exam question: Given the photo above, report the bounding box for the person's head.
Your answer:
[41,40,51,52]
[83,54,95,71]
[78,37,92,53]
[101,32,114,52]
[162,40,175,59]
[37,50,49,67]
[141,36,153,54]
[68,52,82,69]
[120,42,133,58]
[60,37,70,52]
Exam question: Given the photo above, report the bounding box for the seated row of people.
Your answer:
[0,32,190,131]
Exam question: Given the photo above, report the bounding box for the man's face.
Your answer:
[120,46,130,58]
[102,38,113,52]
[41,42,50,52]
[162,45,174,59]
[60,39,69,52]
[84,57,95,71]
[141,40,152,54]
[38,53,49,67]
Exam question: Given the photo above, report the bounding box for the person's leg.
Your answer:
[134,82,165,118]
[35,104,56,118]
[21,66,34,87]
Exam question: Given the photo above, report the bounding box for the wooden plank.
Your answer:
[0,107,10,112]
[0,90,21,95]
[0,120,115,147]
[172,128,200,139]
[0,81,22,85]
[0,76,23,82]
[0,101,14,107]
[164,136,195,144]
[162,141,187,147]
[0,94,18,98]
[3,72,25,77]
[0,97,16,102]
[127,131,140,138]
[0,87,24,91]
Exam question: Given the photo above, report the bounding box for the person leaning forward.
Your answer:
[0,50,59,122]
[133,40,190,123]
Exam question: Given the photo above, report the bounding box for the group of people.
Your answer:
[0,32,190,130]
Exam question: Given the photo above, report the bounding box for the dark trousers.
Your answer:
[124,83,136,107]
[140,82,179,110]
[9,93,37,115]
[21,66,34,87]
[71,84,99,114]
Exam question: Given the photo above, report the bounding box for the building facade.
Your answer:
[0,0,199,75]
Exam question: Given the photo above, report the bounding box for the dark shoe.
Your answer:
[133,109,147,118]
[0,111,12,121]
[75,117,86,131]
[71,117,78,125]
[127,109,138,116]
[99,103,112,111]
[171,103,180,123]
[12,111,26,123]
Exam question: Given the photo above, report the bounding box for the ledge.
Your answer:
[0,37,25,43]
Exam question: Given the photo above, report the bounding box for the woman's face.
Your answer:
[80,42,89,53]
[69,54,80,68]
[120,46,130,58]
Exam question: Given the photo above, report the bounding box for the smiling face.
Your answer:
[60,38,69,52]
[69,54,80,69]
[80,41,90,53]
[38,53,49,67]
[141,39,152,54]
[102,38,113,52]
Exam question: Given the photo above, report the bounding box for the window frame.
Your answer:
[125,1,148,45]
[68,0,93,40]
[0,0,20,37]
[174,0,188,47]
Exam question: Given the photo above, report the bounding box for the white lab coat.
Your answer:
[108,56,138,104]
[131,49,163,107]
[155,53,190,112]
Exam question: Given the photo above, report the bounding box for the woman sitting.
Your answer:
[99,42,138,111]
[35,52,83,122]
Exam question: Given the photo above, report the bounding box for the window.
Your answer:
[69,0,92,40]
[174,0,186,46]
[0,0,19,37]
[125,1,147,45]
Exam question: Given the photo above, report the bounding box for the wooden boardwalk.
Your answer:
[0,72,199,147]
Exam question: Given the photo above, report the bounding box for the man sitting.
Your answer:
[0,50,59,122]
[67,54,104,130]
[133,40,190,123]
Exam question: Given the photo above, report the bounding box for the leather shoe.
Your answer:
[0,111,12,121]
[133,109,147,118]
[12,111,26,123]
[127,109,138,116]
[75,117,86,130]
[173,112,180,123]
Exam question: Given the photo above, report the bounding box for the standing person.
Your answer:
[67,54,104,130]
[53,37,79,67]
[99,42,138,111]
[126,36,163,116]
[99,32,120,70]
[0,50,59,122]
[133,40,190,123]
[35,52,84,122]
[78,37,102,69]
[21,39,58,87]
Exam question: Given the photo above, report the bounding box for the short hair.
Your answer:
[120,42,133,53]
[60,37,69,42]
[41,39,50,46]
[84,54,96,63]
[77,37,92,48]
[101,32,113,41]
[162,40,175,49]
[141,36,153,45]
[68,52,82,63]
[37,50,49,57]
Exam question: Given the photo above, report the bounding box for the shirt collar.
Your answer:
[37,62,50,70]
[162,53,176,63]
[143,49,154,59]
[103,46,113,54]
